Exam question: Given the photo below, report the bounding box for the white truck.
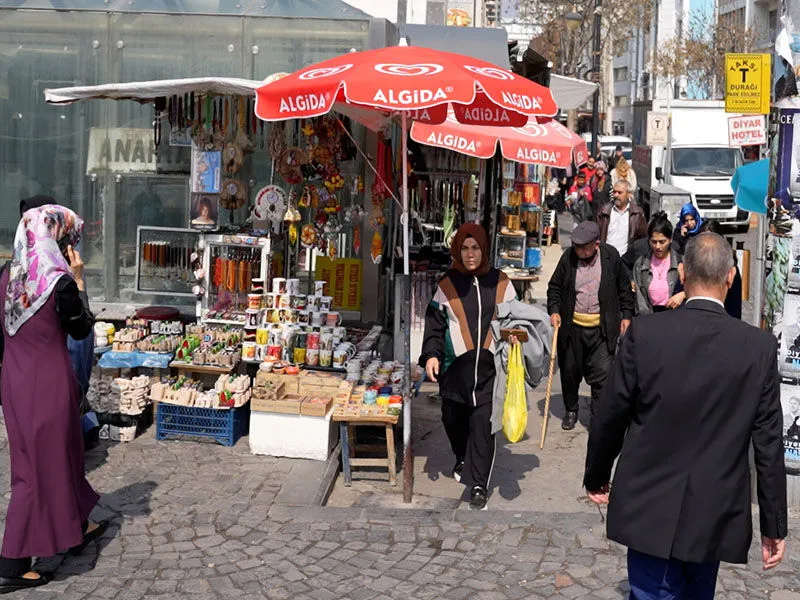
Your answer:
[631,99,749,232]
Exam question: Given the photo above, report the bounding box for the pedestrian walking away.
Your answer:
[584,232,787,599]
[596,180,647,270]
[698,219,743,319]
[546,221,634,431]
[419,223,516,510]
[632,212,685,315]
[0,204,108,593]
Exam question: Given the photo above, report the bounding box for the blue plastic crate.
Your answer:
[156,402,250,446]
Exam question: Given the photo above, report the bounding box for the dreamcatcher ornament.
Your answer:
[220,178,247,210]
[223,142,244,174]
[276,147,306,185]
[300,224,317,248]
[252,185,287,232]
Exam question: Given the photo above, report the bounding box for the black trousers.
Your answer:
[441,399,495,490]
[0,557,31,577]
[558,325,613,415]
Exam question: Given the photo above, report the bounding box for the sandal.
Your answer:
[0,571,52,594]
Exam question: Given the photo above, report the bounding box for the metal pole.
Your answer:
[665,88,672,185]
[590,0,602,156]
[752,212,765,328]
[401,112,413,503]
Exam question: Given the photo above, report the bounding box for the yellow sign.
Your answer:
[725,53,771,114]
[314,258,362,312]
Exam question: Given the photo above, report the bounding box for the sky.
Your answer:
[690,0,714,18]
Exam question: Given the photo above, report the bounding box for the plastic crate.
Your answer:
[156,402,250,446]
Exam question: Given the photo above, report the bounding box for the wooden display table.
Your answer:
[333,413,399,487]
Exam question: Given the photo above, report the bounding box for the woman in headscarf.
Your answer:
[419,223,516,511]
[672,203,704,255]
[610,157,638,195]
[0,204,105,592]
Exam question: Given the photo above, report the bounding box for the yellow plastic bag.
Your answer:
[502,342,527,443]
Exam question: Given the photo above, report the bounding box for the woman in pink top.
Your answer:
[632,213,684,315]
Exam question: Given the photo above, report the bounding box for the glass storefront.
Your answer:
[0,7,371,305]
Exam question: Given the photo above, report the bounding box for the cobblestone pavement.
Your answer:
[0,422,798,599]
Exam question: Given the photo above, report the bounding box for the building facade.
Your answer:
[716,0,780,52]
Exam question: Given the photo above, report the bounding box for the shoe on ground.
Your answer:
[469,486,488,511]
[0,571,52,594]
[69,520,109,555]
[452,459,464,483]
[562,411,578,430]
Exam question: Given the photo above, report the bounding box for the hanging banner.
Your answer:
[314,257,362,311]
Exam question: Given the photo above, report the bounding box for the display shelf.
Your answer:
[169,361,236,375]
[201,318,247,327]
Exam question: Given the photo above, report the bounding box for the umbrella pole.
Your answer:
[401,112,414,503]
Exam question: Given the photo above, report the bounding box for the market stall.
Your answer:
[45,77,394,457]
[410,114,588,298]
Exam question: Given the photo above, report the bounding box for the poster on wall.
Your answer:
[189,193,220,231]
[780,377,800,475]
[191,146,221,194]
[314,257,362,311]
[446,0,474,26]
[779,291,800,375]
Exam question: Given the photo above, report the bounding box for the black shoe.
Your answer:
[452,459,464,483]
[0,571,52,594]
[469,486,488,511]
[69,520,109,555]
[561,411,578,430]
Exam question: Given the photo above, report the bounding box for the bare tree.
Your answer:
[521,0,653,79]
[654,11,758,99]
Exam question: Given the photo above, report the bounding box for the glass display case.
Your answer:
[135,226,200,297]
[495,233,526,269]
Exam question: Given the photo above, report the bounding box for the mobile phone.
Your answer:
[57,235,71,262]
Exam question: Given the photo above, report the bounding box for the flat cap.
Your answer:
[572,221,600,246]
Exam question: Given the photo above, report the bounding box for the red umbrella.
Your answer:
[411,114,589,168]
[255,45,558,277]
[254,45,557,127]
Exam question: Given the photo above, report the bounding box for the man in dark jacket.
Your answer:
[546,221,635,430]
[584,232,787,598]
[596,181,648,270]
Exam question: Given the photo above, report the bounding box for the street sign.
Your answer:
[725,53,771,114]
[646,111,669,146]
[727,114,767,146]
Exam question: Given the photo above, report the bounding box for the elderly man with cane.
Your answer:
[546,221,634,430]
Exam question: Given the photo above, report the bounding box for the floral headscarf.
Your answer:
[5,205,83,336]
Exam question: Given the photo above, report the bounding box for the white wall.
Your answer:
[342,0,399,21]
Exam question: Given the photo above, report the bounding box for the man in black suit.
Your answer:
[584,232,787,599]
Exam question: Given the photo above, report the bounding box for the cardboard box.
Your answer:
[250,397,278,413]
[272,394,305,414]
[255,371,301,394]
[301,371,345,388]
[300,396,334,417]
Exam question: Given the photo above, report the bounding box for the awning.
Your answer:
[44,77,265,105]
[549,74,597,111]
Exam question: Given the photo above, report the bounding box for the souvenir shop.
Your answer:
[48,78,407,470]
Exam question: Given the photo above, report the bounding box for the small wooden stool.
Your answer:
[336,416,398,486]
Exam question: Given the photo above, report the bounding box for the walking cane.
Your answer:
[539,325,559,450]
